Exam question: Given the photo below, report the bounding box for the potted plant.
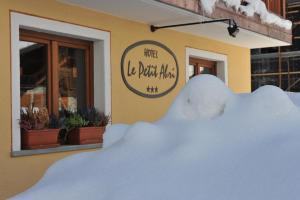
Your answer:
[61,108,110,145]
[20,106,60,150]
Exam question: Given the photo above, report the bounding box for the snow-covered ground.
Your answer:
[11,75,300,200]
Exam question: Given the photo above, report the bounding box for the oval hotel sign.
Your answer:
[121,40,179,98]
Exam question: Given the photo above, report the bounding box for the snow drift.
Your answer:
[11,75,300,200]
[287,92,300,107]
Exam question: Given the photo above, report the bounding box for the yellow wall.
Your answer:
[0,0,251,198]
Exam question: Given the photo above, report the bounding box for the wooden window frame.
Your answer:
[20,29,94,115]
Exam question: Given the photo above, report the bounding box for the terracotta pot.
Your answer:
[21,129,60,150]
[67,126,105,145]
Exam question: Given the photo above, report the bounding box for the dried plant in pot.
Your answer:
[20,105,60,150]
[61,108,110,145]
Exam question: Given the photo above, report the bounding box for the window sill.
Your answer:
[11,143,102,157]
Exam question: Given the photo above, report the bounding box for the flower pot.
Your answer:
[67,126,105,145]
[21,129,60,150]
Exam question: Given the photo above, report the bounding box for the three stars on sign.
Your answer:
[146,86,158,93]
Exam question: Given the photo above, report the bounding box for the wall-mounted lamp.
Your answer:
[227,19,239,37]
[150,18,239,38]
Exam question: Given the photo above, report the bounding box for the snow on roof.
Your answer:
[200,0,292,30]
[10,75,300,200]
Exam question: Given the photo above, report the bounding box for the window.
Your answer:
[185,48,228,84]
[188,57,217,79]
[20,30,93,115]
[11,12,111,154]
[251,55,300,92]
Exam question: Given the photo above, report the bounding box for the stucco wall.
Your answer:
[0,0,251,198]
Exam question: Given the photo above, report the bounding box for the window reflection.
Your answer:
[20,41,48,109]
[58,46,87,112]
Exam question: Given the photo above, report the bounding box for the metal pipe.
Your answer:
[150,18,231,32]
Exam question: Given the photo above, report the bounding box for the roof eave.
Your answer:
[156,0,292,45]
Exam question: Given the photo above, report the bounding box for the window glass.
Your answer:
[20,41,48,109]
[289,56,300,72]
[251,57,279,74]
[281,74,289,91]
[289,74,300,92]
[281,57,289,73]
[58,46,87,112]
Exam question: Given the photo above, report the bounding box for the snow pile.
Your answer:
[239,0,292,30]
[165,75,233,120]
[199,0,292,30]
[287,92,300,107]
[228,86,296,119]
[200,0,240,14]
[10,75,300,200]
[199,0,218,14]
[102,124,128,148]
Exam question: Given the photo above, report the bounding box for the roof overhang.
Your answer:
[58,0,292,48]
